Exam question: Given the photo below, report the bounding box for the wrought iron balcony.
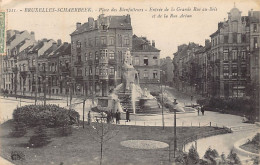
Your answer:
[28,66,36,72]
[74,61,82,66]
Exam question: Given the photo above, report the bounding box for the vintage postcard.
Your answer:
[0,0,259,164]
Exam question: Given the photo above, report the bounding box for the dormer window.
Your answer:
[143,44,148,50]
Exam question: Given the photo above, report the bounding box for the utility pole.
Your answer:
[83,99,86,128]
[160,71,165,130]
[35,53,38,105]
[173,99,178,158]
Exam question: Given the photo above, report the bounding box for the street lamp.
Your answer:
[173,99,178,158]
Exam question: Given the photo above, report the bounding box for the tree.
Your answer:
[29,121,51,147]
[188,145,200,164]
[203,147,219,165]
[10,120,27,137]
[227,150,241,165]
[86,113,119,165]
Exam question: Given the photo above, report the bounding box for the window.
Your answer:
[241,51,246,60]
[88,38,92,47]
[85,41,87,47]
[144,57,148,66]
[95,66,99,75]
[241,34,246,43]
[89,52,92,59]
[118,34,122,45]
[232,66,237,78]
[109,37,115,45]
[71,42,74,49]
[85,68,88,76]
[95,51,99,60]
[224,36,228,43]
[109,67,115,75]
[109,51,114,59]
[76,41,81,48]
[153,56,158,65]
[77,55,81,62]
[100,49,108,59]
[144,70,148,78]
[223,50,229,61]
[241,66,247,77]
[254,37,258,49]
[89,67,92,75]
[101,37,107,45]
[253,24,257,32]
[124,37,129,45]
[95,37,98,46]
[232,50,237,60]
[85,53,88,61]
[134,57,139,65]
[153,70,158,79]
[223,72,229,79]
[233,33,237,43]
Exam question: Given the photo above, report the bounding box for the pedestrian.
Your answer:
[197,106,200,116]
[126,109,130,122]
[111,110,114,123]
[87,111,91,125]
[116,110,120,124]
[201,107,205,116]
[106,111,110,123]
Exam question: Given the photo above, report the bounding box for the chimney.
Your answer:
[76,22,81,29]
[205,39,210,47]
[126,14,131,23]
[152,40,155,47]
[30,31,35,40]
[88,17,95,28]
[57,39,62,46]
[52,42,58,50]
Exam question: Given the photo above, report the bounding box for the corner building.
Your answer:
[210,7,251,98]
[70,14,132,97]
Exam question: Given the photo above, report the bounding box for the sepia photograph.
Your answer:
[0,0,259,164]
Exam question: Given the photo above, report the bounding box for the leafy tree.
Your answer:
[29,121,51,147]
[203,147,219,165]
[227,150,241,165]
[10,120,27,137]
[188,145,200,164]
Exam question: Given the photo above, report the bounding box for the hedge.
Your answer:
[13,104,79,128]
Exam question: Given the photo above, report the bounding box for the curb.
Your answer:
[233,133,259,158]
[0,157,14,165]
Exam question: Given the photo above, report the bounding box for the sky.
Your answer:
[1,0,259,58]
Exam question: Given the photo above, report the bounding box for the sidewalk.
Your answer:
[0,157,14,165]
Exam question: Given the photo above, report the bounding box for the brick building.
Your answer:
[70,14,132,97]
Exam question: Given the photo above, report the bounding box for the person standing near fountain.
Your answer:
[116,110,121,124]
[88,111,92,125]
[126,109,130,122]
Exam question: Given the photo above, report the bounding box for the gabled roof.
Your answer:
[71,15,132,35]
[132,35,160,52]
[48,43,71,58]
[28,41,45,54]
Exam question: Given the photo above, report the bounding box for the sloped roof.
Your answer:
[49,43,71,58]
[132,35,160,52]
[71,15,132,35]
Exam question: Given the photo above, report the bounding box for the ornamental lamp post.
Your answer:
[173,99,178,158]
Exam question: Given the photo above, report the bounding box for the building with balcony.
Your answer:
[70,14,132,97]
[210,6,251,98]
[132,35,160,84]
[2,30,36,92]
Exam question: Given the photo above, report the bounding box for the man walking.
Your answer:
[116,110,120,124]
[126,109,130,122]
[87,111,91,125]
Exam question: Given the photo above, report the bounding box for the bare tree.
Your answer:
[86,114,119,165]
